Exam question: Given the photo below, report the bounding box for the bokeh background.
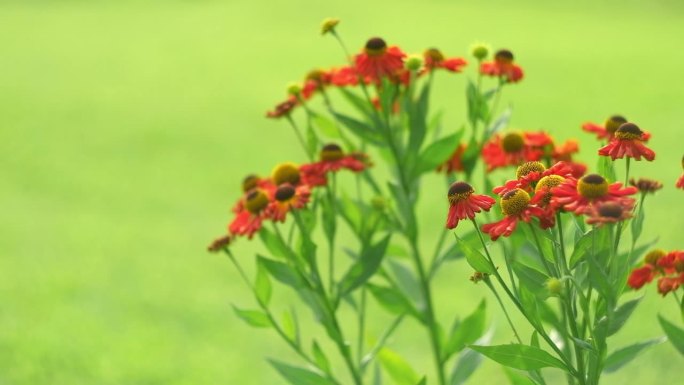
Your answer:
[2,0,684,384]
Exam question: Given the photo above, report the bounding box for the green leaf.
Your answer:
[259,227,293,260]
[320,196,337,243]
[658,315,684,355]
[231,305,271,328]
[258,256,306,289]
[569,227,598,268]
[407,82,432,153]
[416,377,427,385]
[281,309,299,346]
[306,118,319,158]
[312,114,341,138]
[454,233,495,274]
[387,259,422,304]
[512,261,550,298]
[597,155,616,182]
[606,297,641,337]
[378,347,420,385]
[367,283,420,321]
[338,193,363,234]
[255,260,272,305]
[337,87,375,119]
[311,340,331,374]
[413,130,464,176]
[503,368,538,385]
[332,111,382,144]
[268,359,336,385]
[466,80,488,127]
[486,107,512,136]
[603,338,665,372]
[630,207,645,242]
[338,235,391,296]
[470,344,567,371]
[444,300,487,359]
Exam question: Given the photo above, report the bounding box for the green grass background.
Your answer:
[2,0,684,384]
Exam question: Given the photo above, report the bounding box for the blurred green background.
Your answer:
[2,0,683,384]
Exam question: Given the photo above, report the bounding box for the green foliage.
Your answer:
[269,359,336,385]
[470,344,567,371]
[378,347,420,385]
[443,300,487,360]
[231,305,272,328]
[603,338,665,373]
[658,315,684,355]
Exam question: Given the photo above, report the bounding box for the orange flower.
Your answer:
[423,48,467,73]
[228,188,271,239]
[300,144,369,187]
[481,189,551,241]
[551,174,637,215]
[627,265,655,289]
[598,123,655,161]
[480,49,523,83]
[354,37,406,83]
[582,115,651,142]
[585,201,633,226]
[437,143,466,174]
[266,183,311,223]
[266,97,298,119]
[481,131,552,172]
[445,182,495,229]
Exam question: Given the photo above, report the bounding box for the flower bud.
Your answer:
[545,278,563,296]
[287,82,302,96]
[405,55,423,71]
[320,18,340,35]
[371,196,387,211]
[470,43,490,61]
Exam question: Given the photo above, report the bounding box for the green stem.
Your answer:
[484,278,522,344]
[357,287,367,366]
[528,223,557,277]
[223,249,341,385]
[470,219,580,378]
[328,173,338,297]
[286,115,312,161]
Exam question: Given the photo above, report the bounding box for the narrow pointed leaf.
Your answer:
[378,347,420,385]
[231,305,271,328]
[470,344,567,371]
[658,315,684,355]
[268,359,336,385]
[603,338,665,372]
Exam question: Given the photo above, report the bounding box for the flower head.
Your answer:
[301,69,333,99]
[423,48,467,73]
[266,183,311,222]
[320,18,339,35]
[229,188,271,239]
[481,188,550,240]
[300,144,369,187]
[598,123,655,161]
[445,182,496,229]
[354,37,406,83]
[629,178,663,194]
[480,49,524,83]
[207,235,233,253]
[437,143,466,174]
[628,265,655,289]
[266,97,298,119]
[481,131,552,172]
[676,155,684,190]
[582,115,628,141]
[585,201,633,226]
[551,173,637,215]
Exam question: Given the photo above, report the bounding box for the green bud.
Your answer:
[286,82,301,96]
[545,278,563,295]
[405,55,423,71]
[470,43,490,61]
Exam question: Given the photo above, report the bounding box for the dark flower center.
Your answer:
[615,123,643,140]
[448,181,474,203]
[365,37,388,55]
[494,49,514,64]
[424,48,444,62]
[320,143,344,161]
[645,249,666,265]
[275,184,296,202]
[597,202,623,218]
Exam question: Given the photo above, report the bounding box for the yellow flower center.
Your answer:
[448,181,474,204]
[242,174,259,192]
[500,188,530,216]
[364,37,388,56]
[245,189,269,214]
[516,161,546,179]
[644,249,666,265]
[604,115,627,134]
[577,174,609,199]
[272,162,301,185]
[536,175,565,192]
[614,123,643,140]
[502,132,525,153]
[320,143,345,162]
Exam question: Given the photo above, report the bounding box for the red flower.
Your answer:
[266,97,298,119]
[657,276,681,296]
[481,188,550,241]
[480,49,524,83]
[265,183,311,222]
[551,173,637,215]
[437,143,466,174]
[329,66,367,87]
[629,178,663,194]
[300,144,369,187]
[628,265,655,290]
[598,123,655,161]
[677,155,684,190]
[207,235,233,253]
[481,131,551,172]
[445,182,495,229]
[354,37,406,83]
[585,201,633,226]
[301,69,333,99]
[228,188,271,239]
[232,175,276,213]
[423,48,467,73]
[551,139,586,178]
